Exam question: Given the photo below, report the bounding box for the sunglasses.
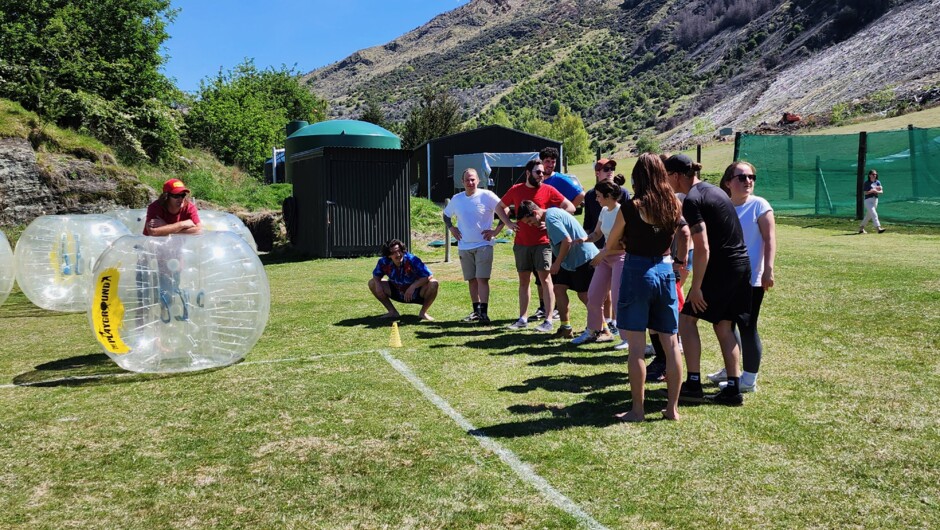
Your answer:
[602,166,615,172]
[734,174,756,182]
[531,170,545,175]
[169,193,187,199]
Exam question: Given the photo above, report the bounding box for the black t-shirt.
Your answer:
[582,186,630,249]
[682,182,749,270]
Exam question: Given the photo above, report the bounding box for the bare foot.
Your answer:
[379,311,401,320]
[614,410,645,423]
[418,313,435,321]
[661,409,680,421]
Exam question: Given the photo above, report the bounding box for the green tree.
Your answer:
[550,106,591,164]
[636,133,660,154]
[0,0,183,163]
[185,60,328,177]
[360,97,388,129]
[482,107,513,128]
[401,87,462,149]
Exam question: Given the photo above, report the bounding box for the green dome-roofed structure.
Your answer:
[285,120,401,182]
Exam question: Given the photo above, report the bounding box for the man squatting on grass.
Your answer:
[368,238,439,321]
[443,168,503,324]
[516,200,598,339]
[496,159,575,333]
[665,154,752,406]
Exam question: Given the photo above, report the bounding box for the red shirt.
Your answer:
[144,200,201,235]
[501,183,566,246]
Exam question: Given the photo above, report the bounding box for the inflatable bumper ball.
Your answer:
[0,230,14,306]
[89,232,270,373]
[199,210,258,252]
[14,215,131,312]
[106,208,148,235]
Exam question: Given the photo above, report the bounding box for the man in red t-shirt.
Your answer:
[144,178,202,236]
[491,159,574,333]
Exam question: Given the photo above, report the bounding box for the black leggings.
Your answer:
[734,287,765,374]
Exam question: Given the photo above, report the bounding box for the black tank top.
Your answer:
[620,199,675,257]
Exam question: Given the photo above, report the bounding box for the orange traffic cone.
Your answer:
[389,321,403,348]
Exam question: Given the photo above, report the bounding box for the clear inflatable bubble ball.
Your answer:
[89,231,270,373]
[14,215,131,312]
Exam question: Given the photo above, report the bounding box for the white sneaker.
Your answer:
[719,380,757,393]
[551,309,560,321]
[614,340,630,350]
[508,318,528,330]
[707,368,728,383]
[572,329,596,345]
[535,320,554,333]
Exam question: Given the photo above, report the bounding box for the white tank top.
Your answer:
[599,204,620,241]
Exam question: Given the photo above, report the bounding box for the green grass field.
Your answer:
[1,219,938,529]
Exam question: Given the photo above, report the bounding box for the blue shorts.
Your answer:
[617,255,678,334]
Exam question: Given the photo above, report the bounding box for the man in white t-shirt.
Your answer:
[443,168,503,324]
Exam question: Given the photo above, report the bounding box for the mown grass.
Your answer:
[0,221,938,528]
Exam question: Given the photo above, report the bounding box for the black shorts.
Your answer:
[552,261,595,293]
[390,287,425,305]
[681,264,751,325]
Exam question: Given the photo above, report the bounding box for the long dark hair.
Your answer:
[631,153,681,230]
[381,238,407,257]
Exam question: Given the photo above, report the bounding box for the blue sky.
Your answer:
[162,1,470,93]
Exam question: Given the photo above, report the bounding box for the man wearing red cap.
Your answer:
[144,178,202,236]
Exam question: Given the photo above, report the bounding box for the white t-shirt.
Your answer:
[443,189,501,250]
[598,203,620,241]
[735,195,773,286]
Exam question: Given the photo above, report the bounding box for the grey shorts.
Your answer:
[458,246,494,280]
[513,244,552,272]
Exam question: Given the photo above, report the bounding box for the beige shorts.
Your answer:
[458,246,494,280]
[513,244,552,272]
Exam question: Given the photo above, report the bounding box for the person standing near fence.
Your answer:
[444,168,502,324]
[859,169,886,234]
[665,154,751,407]
[710,162,776,393]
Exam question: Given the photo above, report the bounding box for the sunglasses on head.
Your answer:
[169,192,187,199]
[734,174,756,182]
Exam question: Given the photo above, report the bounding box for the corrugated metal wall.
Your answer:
[289,147,411,258]
[410,125,562,202]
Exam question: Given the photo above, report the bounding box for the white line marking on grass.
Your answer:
[0,350,378,389]
[379,349,608,530]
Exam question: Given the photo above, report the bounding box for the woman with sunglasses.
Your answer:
[713,162,776,392]
[144,178,202,236]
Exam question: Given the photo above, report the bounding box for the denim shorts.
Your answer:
[616,255,678,334]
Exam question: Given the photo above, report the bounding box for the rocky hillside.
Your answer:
[304,0,940,153]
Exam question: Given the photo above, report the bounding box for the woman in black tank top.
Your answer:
[604,154,685,421]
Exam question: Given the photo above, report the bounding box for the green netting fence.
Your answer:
[735,126,940,224]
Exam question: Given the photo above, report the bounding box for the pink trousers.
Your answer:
[587,251,625,331]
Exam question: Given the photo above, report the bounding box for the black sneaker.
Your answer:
[461,312,480,322]
[533,307,546,319]
[709,386,744,406]
[645,360,666,382]
[877,227,887,234]
[679,381,705,401]
[479,314,491,325]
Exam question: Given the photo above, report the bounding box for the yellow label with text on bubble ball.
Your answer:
[93,267,130,354]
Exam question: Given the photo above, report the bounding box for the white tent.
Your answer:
[452,152,540,189]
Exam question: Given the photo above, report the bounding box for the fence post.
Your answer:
[733,132,741,161]
[856,131,867,220]
[787,137,794,200]
[443,198,451,263]
[815,155,821,216]
[908,124,919,198]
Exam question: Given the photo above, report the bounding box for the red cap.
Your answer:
[163,178,190,194]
